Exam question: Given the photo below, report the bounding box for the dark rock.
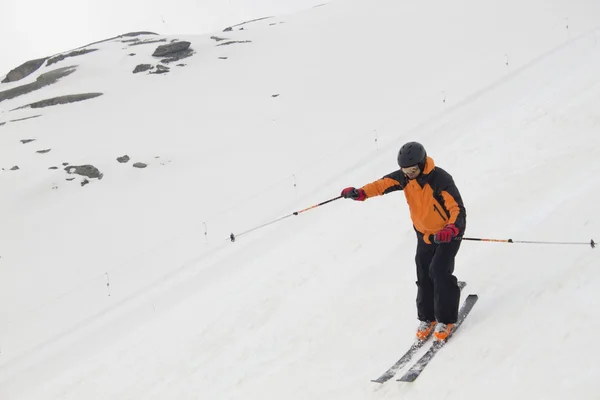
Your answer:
[128,53,136,56]
[0,66,76,104]
[117,155,130,163]
[36,149,51,154]
[223,27,233,32]
[133,64,153,74]
[81,179,90,187]
[272,94,280,98]
[2,57,49,83]
[0,122,6,126]
[121,38,140,43]
[219,57,228,60]
[47,49,97,67]
[210,36,229,42]
[10,115,42,122]
[133,162,147,168]
[160,49,194,64]
[64,164,103,179]
[66,177,75,181]
[152,41,191,57]
[13,93,103,110]
[150,65,170,74]
[216,40,252,46]
[62,162,69,166]
[49,166,58,170]
[176,64,186,67]
[122,31,158,38]
[21,139,36,144]
[10,166,19,171]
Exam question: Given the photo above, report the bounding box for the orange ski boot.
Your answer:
[433,322,455,342]
[416,321,436,341]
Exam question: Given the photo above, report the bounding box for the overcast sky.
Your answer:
[0,0,327,78]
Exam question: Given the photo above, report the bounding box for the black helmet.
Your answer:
[397,142,427,168]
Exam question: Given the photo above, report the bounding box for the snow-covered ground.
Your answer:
[1,0,599,398]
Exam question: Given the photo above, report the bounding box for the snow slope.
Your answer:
[0,0,599,399]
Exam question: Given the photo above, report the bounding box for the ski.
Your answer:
[371,281,467,384]
[397,293,479,382]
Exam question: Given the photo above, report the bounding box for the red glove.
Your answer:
[341,187,366,201]
[434,224,459,244]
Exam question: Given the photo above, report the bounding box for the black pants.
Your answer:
[415,232,461,324]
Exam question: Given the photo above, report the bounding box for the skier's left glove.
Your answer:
[434,224,459,244]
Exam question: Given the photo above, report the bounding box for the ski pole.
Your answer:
[459,237,596,248]
[230,196,342,242]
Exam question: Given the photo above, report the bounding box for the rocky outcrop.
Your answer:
[133,64,153,74]
[10,115,42,122]
[2,57,49,83]
[152,41,191,56]
[21,139,36,144]
[13,93,103,110]
[133,162,147,168]
[47,49,97,67]
[0,66,76,104]
[36,149,51,154]
[117,155,130,163]
[160,49,194,64]
[64,164,103,179]
[216,40,252,46]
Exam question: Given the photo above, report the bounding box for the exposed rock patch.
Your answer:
[133,64,153,74]
[160,49,194,64]
[47,49,97,67]
[10,115,42,122]
[21,139,36,144]
[152,41,192,62]
[13,93,103,110]
[64,164,103,179]
[133,162,147,168]
[217,41,252,46]
[2,57,49,83]
[210,36,229,42]
[0,66,76,104]
[10,166,19,171]
[117,155,130,163]
[36,149,51,154]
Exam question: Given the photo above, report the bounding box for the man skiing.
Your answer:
[341,142,466,342]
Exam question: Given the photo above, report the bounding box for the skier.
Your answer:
[341,142,466,342]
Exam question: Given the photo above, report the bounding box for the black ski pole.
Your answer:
[230,196,343,242]
[459,237,595,248]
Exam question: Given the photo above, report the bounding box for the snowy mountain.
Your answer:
[1,0,599,399]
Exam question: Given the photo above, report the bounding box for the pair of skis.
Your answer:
[372,282,478,383]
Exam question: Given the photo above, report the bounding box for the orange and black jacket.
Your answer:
[360,156,466,244]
